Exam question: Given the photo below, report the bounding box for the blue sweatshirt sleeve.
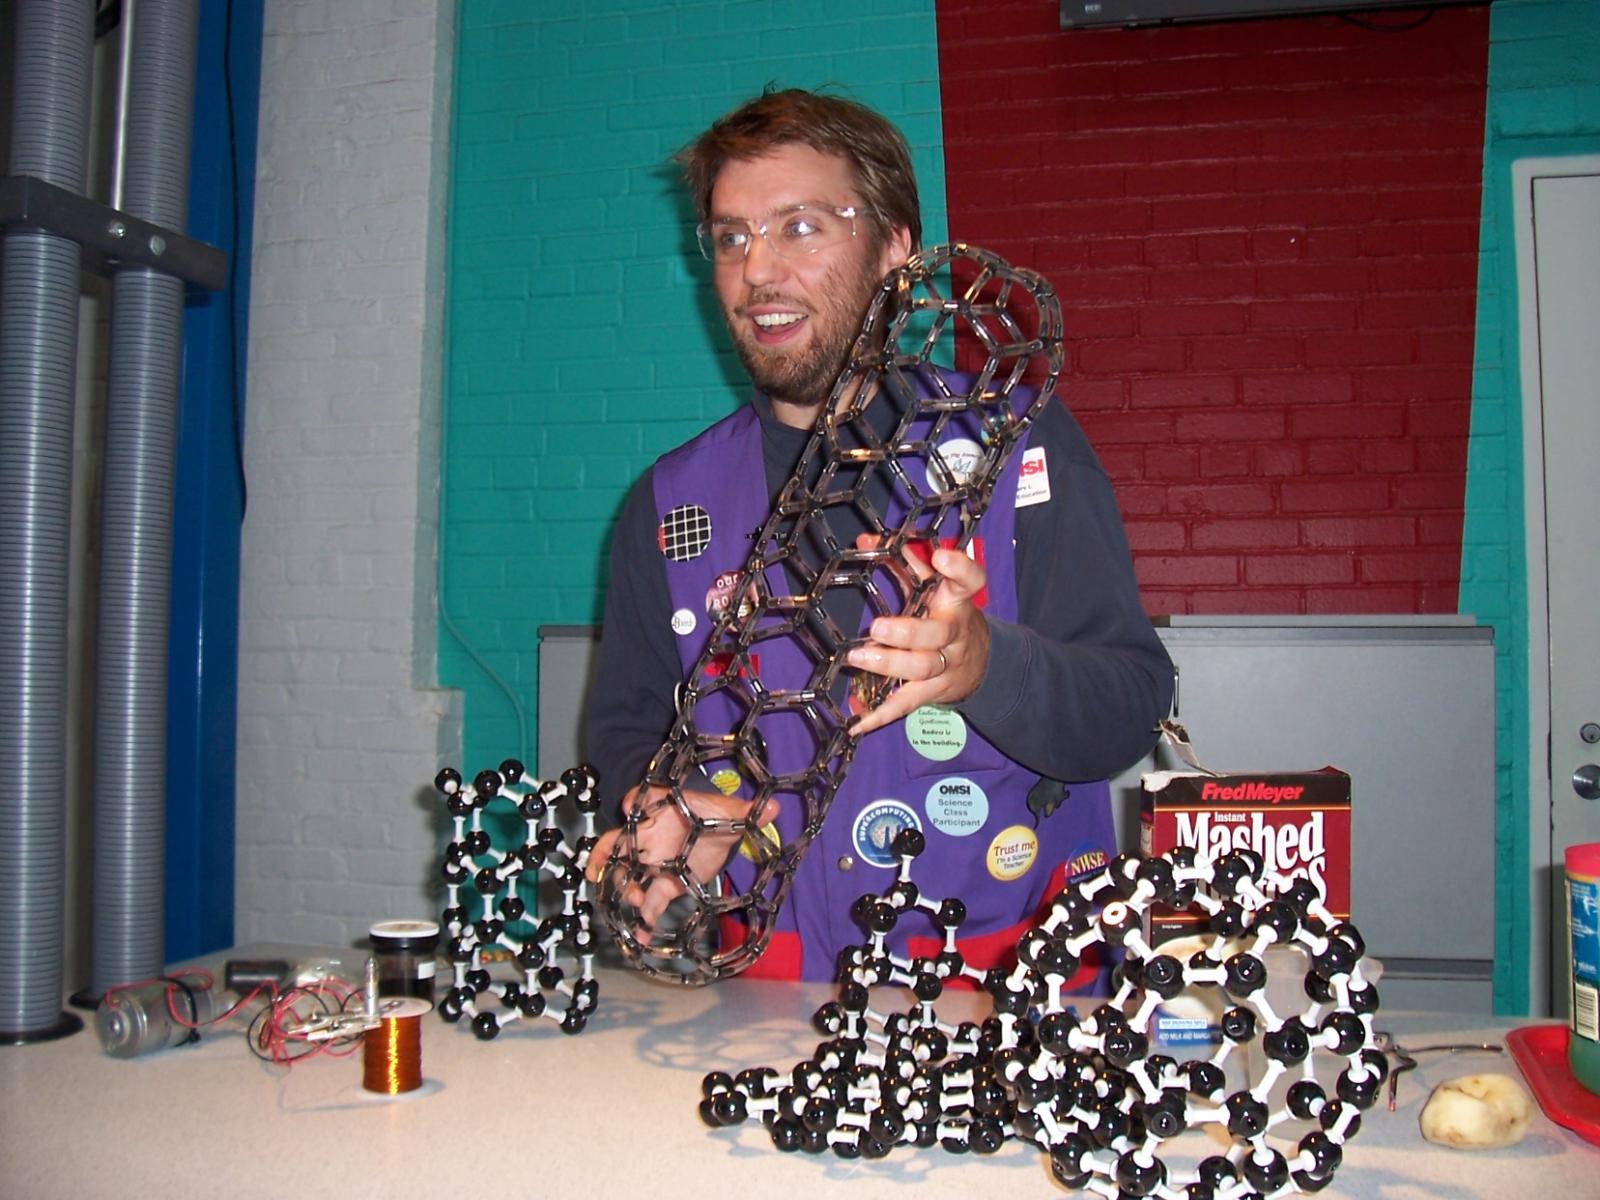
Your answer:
[956,400,1174,781]
[583,470,683,824]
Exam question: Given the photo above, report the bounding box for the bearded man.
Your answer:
[585,89,1173,983]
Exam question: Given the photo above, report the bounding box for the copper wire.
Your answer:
[362,1014,422,1094]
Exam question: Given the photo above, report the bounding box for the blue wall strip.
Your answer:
[165,0,262,960]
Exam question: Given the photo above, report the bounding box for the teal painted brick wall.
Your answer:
[441,1,948,773]
[1462,0,1600,1012]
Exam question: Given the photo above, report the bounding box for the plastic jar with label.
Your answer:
[370,919,440,1005]
[1566,842,1600,1095]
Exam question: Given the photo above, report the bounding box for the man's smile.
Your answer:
[744,304,809,344]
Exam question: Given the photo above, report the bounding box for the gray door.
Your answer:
[1532,170,1600,1012]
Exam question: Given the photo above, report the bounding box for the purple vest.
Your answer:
[651,392,1115,980]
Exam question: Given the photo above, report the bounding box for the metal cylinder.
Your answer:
[0,0,93,1042]
[93,976,216,1058]
[92,0,200,994]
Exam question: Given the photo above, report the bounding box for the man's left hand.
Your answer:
[845,537,990,735]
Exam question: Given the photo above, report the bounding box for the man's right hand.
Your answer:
[587,783,777,941]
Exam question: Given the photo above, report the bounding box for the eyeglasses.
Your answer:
[696,202,867,264]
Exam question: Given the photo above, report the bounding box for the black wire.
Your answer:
[1338,7,1436,32]
[246,1003,324,1063]
[245,985,362,1063]
[163,975,203,1046]
[245,1000,277,1060]
[223,0,249,520]
[246,1000,330,1063]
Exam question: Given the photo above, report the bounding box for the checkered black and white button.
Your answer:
[658,503,713,562]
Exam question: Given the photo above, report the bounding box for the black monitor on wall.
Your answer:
[1061,1,1488,30]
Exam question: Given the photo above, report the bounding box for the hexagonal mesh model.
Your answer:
[596,244,1063,983]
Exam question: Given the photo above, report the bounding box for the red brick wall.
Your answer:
[936,2,1489,614]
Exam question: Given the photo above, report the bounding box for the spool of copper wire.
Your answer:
[362,998,431,1095]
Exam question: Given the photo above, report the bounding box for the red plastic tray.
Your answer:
[1506,1024,1600,1147]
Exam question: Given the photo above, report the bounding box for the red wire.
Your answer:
[103,966,215,1009]
[104,968,369,1067]
[260,978,367,1065]
[165,979,274,1028]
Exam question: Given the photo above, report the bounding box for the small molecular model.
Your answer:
[701,833,1383,1198]
[433,760,602,1038]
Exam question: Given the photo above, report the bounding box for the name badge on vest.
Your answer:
[1016,447,1050,508]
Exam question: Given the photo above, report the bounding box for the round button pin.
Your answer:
[925,776,988,837]
[906,705,967,762]
[658,503,712,562]
[986,824,1038,882]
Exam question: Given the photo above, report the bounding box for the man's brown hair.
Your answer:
[676,87,922,251]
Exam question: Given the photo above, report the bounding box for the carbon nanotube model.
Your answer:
[433,761,602,1037]
[702,837,1384,1198]
[597,244,1064,983]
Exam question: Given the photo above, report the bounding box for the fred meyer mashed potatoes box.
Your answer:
[1139,767,1351,945]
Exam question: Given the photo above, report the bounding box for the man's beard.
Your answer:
[725,250,885,413]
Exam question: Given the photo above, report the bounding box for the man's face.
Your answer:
[708,144,911,417]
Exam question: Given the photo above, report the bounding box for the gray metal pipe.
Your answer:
[110,0,139,213]
[0,0,93,1040]
[92,0,199,995]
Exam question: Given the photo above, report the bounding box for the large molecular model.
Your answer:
[599,243,1063,983]
[701,835,1383,1198]
[433,761,602,1037]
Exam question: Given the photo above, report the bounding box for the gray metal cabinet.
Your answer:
[1109,616,1496,1013]
[541,616,1498,1011]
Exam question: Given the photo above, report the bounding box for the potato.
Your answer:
[1419,1073,1533,1149]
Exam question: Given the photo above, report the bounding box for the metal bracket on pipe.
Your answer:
[0,173,226,292]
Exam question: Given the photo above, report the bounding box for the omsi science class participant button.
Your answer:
[925,776,987,837]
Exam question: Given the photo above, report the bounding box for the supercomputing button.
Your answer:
[852,800,921,870]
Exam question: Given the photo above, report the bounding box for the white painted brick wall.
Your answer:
[236,0,459,948]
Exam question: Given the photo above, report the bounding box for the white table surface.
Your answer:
[2,949,1595,1199]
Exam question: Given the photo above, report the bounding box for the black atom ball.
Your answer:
[1242,1148,1290,1195]
[891,827,925,858]
[1287,1079,1328,1120]
[770,1119,802,1151]
[711,1091,747,1126]
[1115,1150,1167,1197]
[1225,1091,1270,1139]
[1050,1137,1093,1189]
